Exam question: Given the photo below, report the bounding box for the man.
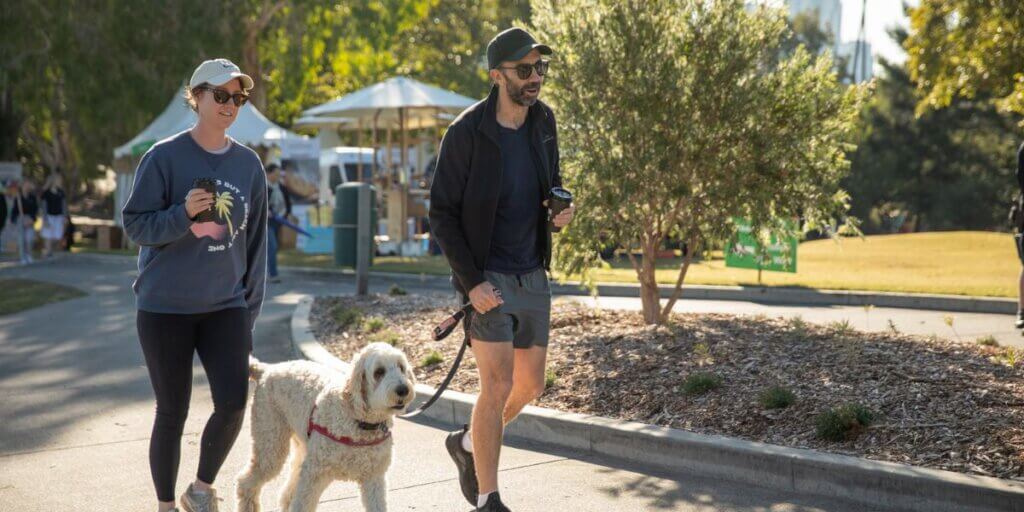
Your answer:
[429,28,575,512]
[1016,142,1024,329]
[266,163,291,284]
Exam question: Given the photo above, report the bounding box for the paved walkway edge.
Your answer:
[69,252,1015,315]
[280,263,1017,315]
[291,295,1024,512]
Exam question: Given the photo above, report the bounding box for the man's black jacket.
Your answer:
[429,86,562,296]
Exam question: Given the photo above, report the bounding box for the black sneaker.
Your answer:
[477,492,511,512]
[445,425,478,506]
[1016,310,1024,329]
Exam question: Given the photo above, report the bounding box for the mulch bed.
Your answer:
[310,293,1024,481]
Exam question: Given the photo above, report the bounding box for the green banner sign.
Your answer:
[131,140,156,158]
[725,217,797,273]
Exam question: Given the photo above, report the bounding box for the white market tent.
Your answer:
[112,95,310,227]
[297,77,475,245]
[114,96,305,159]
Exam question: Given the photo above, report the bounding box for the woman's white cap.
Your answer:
[189,58,254,91]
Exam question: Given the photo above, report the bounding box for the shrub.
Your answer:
[760,386,796,409]
[362,316,386,334]
[827,319,855,338]
[333,307,364,330]
[545,368,558,389]
[683,372,722,396]
[815,403,875,442]
[976,335,999,347]
[421,350,443,367]
[371,330,401,346]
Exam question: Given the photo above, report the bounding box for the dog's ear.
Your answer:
[401,352,417,387]
[344,346,372,415]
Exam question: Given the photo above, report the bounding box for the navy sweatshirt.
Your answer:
[122,130,267,331]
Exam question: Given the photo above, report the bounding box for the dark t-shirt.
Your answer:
[11,194,38,222]
[42,188,66,216]
[486,122,543,273]
[1017,142,1024,192]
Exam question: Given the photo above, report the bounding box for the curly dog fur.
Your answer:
[237,343,416,512]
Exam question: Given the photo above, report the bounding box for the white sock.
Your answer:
[461,429,473,453]
[191,484,209,496]
[477,492,492,508]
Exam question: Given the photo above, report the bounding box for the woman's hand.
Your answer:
[185,189,214,220]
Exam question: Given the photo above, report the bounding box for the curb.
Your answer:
[291,295,1024,512]
[66,252,1015,315]
[280,263,1016,315]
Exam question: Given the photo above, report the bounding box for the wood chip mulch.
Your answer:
[309,293,1024,481]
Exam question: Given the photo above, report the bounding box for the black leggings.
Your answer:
[137,308,251,502]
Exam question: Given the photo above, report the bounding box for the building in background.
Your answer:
[786,0,874,83]
[837,40,874,82]
[786,0,842,52]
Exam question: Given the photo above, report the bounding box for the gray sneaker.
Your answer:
[180,483,221,512]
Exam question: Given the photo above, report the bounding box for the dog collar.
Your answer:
[357,420,389,433]
[307,405,391,447]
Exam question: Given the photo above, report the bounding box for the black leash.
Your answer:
[400,302,474,418]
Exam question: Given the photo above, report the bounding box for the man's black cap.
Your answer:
[487,28,552,70]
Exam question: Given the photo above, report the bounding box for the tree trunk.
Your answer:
[658,237,699,324]
[243,31,264,111]
[638,242,661,324]
[0,88,24,161]
[242,0,287,112]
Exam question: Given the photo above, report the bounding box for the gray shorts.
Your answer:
[461,268,552,349]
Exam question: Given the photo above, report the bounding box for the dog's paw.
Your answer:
[237,494,260,512]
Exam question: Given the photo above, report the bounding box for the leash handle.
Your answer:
[432,301,474,341]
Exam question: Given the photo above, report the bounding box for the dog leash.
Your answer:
[399,302,474,418]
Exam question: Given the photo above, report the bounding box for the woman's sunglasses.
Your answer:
[194,85,249,107]
[498,59,550,80]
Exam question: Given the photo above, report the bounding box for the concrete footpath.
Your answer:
[0,256,869,511]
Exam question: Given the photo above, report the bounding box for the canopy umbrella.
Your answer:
[300,77,476,246]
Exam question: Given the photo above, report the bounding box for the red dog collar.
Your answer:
[306,405,391,447]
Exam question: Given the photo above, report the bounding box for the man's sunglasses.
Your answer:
[498,59,550,80]
[194,85,249,107]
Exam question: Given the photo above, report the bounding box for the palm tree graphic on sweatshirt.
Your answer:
[215,191,235,239]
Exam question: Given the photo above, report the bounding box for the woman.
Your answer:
[40,173,67,258]
[265,163,291,283]
[10,179,39,265]
[121,58,267,512]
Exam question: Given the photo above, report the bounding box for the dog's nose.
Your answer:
[396,384,409,397]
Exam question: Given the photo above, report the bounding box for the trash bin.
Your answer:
[333,183,376,267]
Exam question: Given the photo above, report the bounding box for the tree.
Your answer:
[905,0,1024,116]
[845,29,1020,233]
[396,0,532,99]
[532,0,867,324]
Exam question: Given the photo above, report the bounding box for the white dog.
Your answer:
[237,342,416,512]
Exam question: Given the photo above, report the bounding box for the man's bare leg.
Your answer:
[470,339,515,497]
[1018,267,1024,311]
[503,345,548,425]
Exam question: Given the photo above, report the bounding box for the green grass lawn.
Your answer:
[0,279,87,316]
[587,231,1017,298]
[280,231,1017,297]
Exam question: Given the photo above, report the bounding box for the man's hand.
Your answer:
[544,199,576,229]
[468,281,503,314]
[185,188,214,220]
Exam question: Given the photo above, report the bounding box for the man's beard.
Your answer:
[506,80,541,107]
